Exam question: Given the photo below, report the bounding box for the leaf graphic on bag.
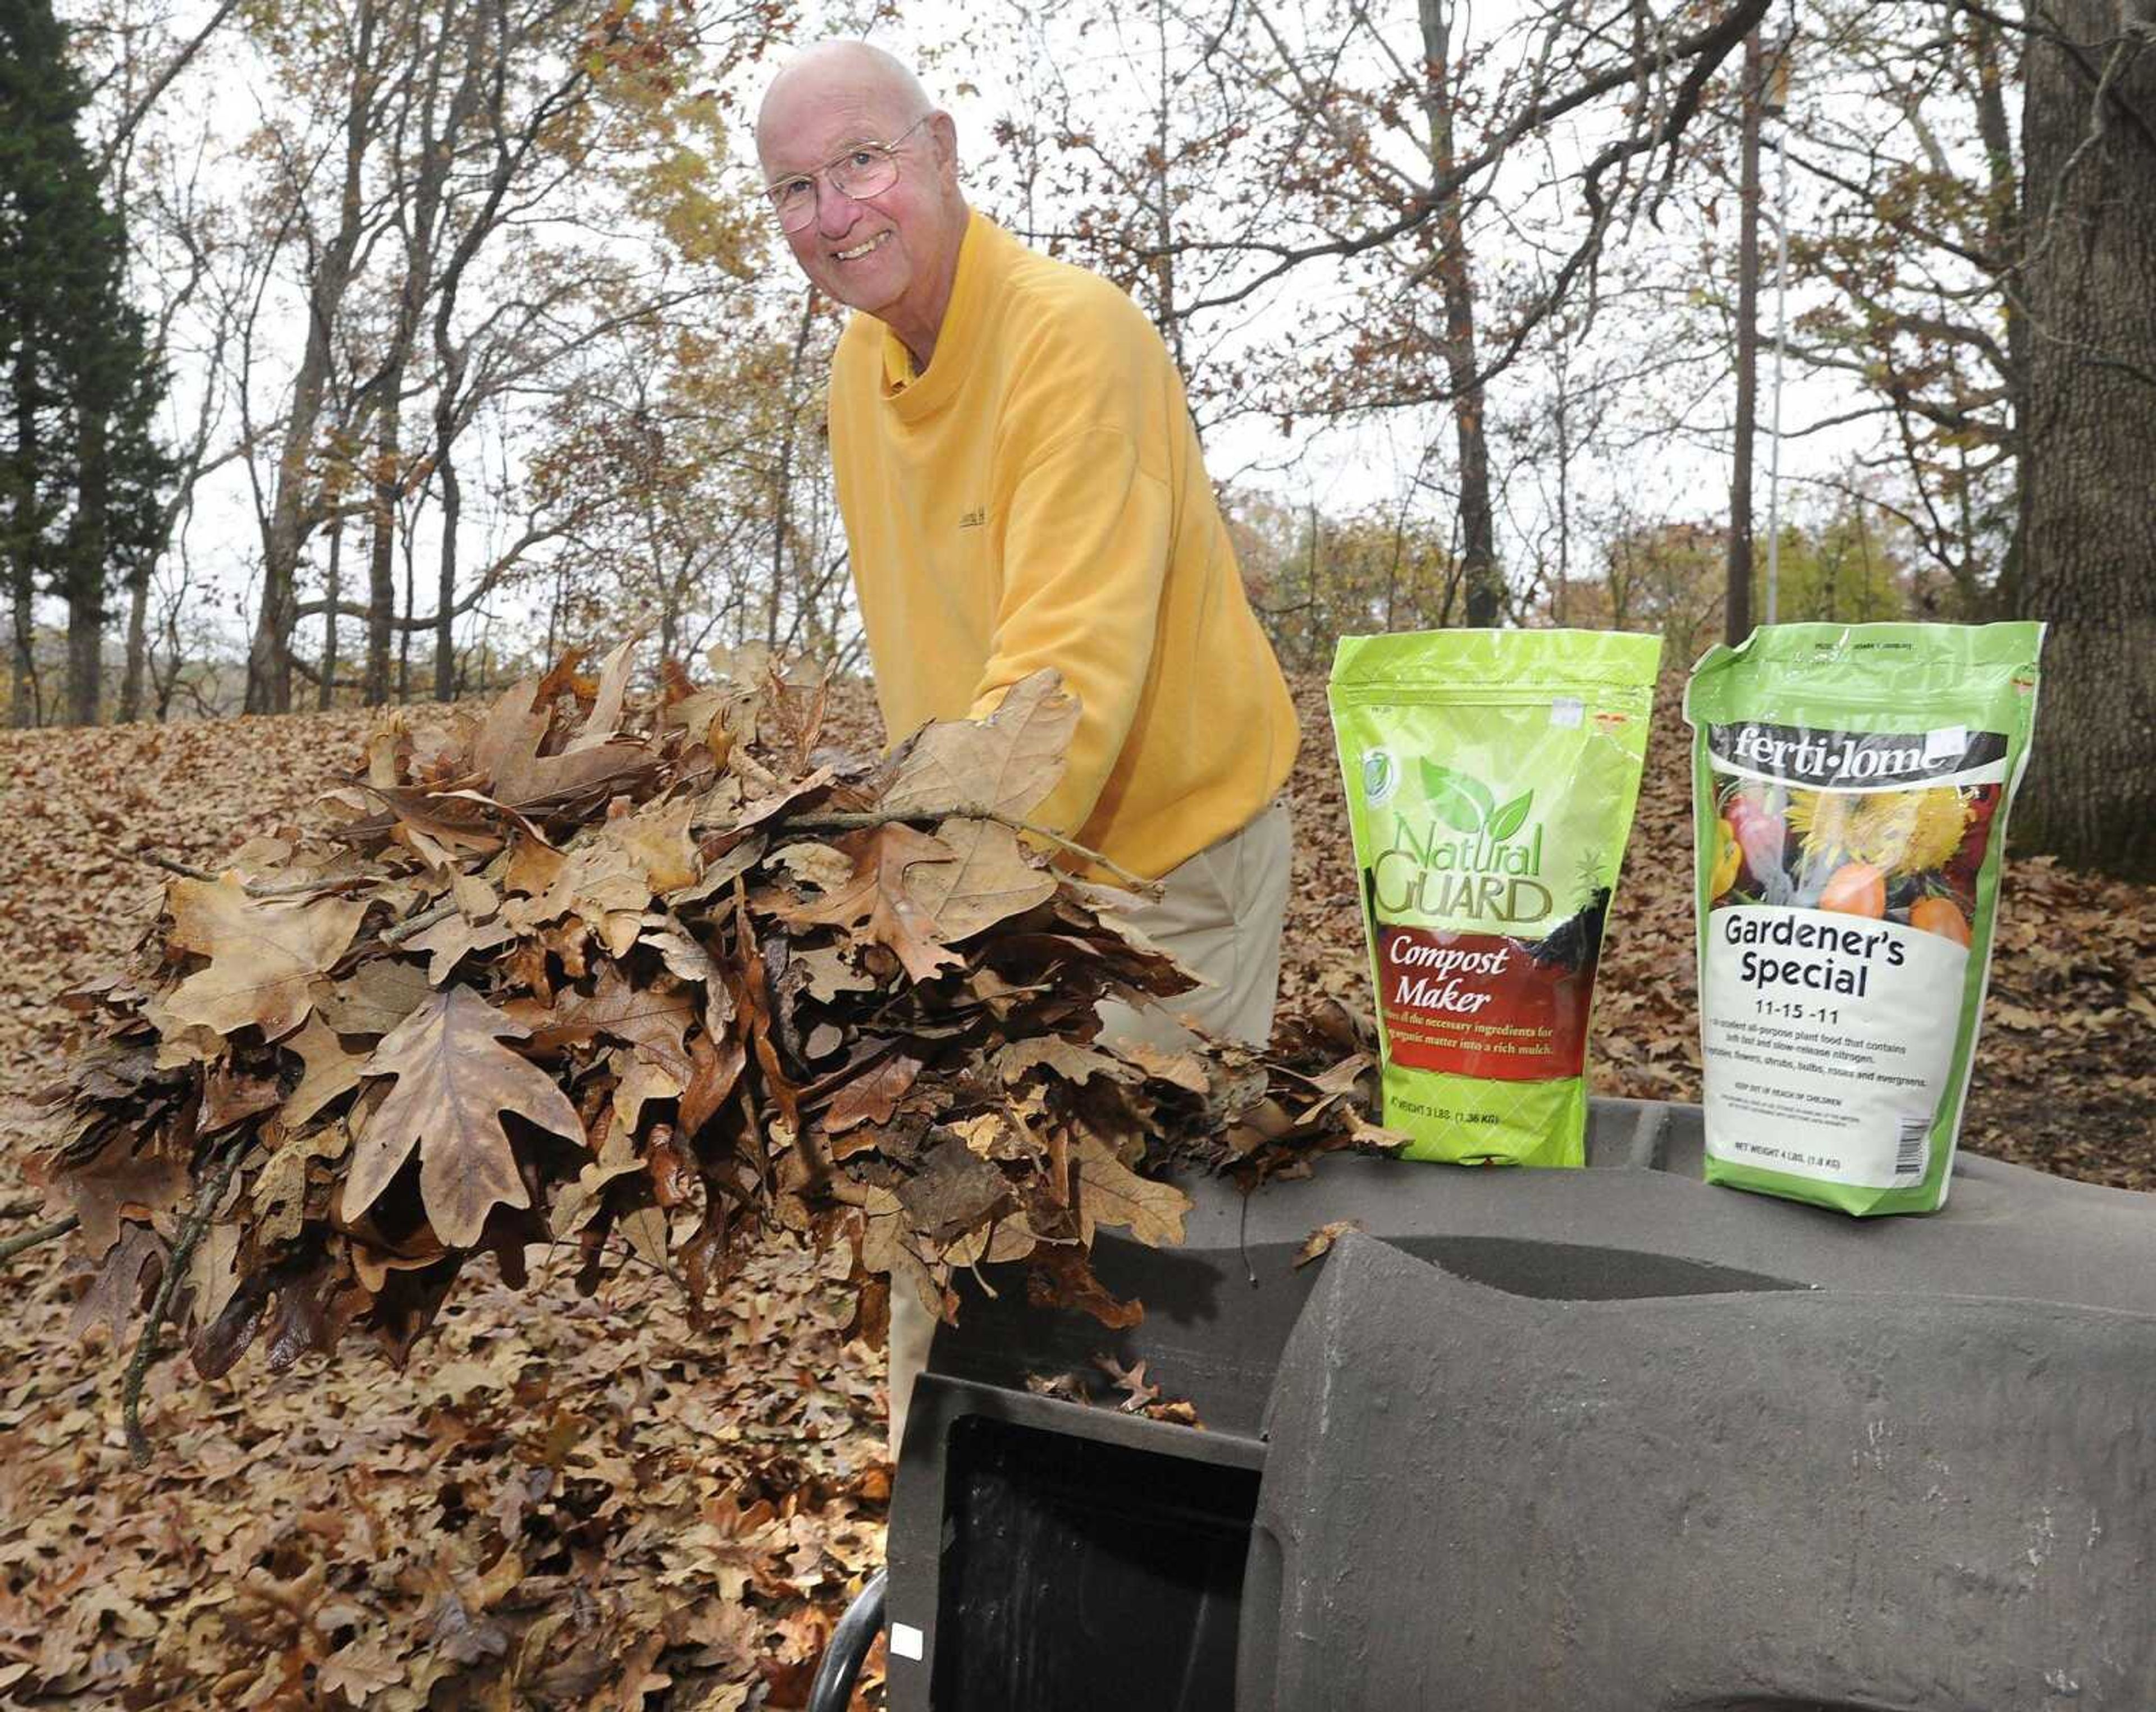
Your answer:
[1418,760,1494,834]
[1487,789,1534,841]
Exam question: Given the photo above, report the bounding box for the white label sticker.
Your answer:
[1701,907,1969,1188]
[890,1622,925,1661]
[1924,725,1968,762]
[1550,696,1584,729]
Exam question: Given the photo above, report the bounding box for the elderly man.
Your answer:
[756,40,1300,1455]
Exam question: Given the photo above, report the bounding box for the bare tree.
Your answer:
[225,0,774,712]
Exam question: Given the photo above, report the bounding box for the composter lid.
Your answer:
[1241,1232,2156,1709]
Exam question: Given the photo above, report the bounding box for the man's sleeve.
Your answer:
[965,423,1171,841]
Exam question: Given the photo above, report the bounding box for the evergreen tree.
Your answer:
[0,0,173,726]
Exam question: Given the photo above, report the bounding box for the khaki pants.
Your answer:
[885,799,1293,1457]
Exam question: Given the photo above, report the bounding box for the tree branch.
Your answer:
[122,1138,249,1466]
[0,1215,79,1269]
[1170,0,1772,317]
[95,0,246,176]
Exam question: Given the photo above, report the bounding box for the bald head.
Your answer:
[756,41,935,166]
[753,39,970,366]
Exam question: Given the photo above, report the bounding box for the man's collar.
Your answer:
[877,209,989,405]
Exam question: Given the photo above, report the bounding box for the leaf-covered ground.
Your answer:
[3,675,2150,1706]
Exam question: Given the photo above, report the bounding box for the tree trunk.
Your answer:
[1421,0,1500,627]
[319,512,342,709]
[1552,335,1572,626]
[2013,0,2156,880]
[433,441,458,701]
[367,405,399,706]
[767,294,817,652]
[1967,5,2027,619]
[247,0,376,715]
[7,572,33,729]
[8,337,39,729]
[1726,25,1762,645]
[63,404,108,724]
[118,546,149,721]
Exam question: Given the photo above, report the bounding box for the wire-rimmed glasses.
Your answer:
[764,116,931,233]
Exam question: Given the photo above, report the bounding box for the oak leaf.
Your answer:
[1293,1217,1365,1268]
[821,1050,922,1133]
[342,986,586,1246]
[779,824,966,982]
[313,957,432,1036]
[163,875,365,1040]
[792,943,876,1003]
[897,1136,1015,1243]
[565,639,636,751]
[62,1140,195,1256]
[995,1037,1138,1087]
[549,1118,645,1239]
[860,1187,950,1322]
[404,910,518,986]
[1074,1135,1191,1247]
[282,1017,367,1128]
[70,1223,163,1339]
[318,1642,405,1703]
[468,671,654,809]
[905,818,1058,943]
[883,669,1079,819]
[372,785,507,867]
[252,1122,351,1246]
[510,962,696,1084]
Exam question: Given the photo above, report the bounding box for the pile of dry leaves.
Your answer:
[3,652,2149,1710]
[34,646,1383,1464]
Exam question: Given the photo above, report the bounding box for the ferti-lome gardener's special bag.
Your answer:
[1328,629,1662,1168]
[1685,622,2044,1215]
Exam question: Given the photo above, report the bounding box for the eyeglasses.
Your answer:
[763,116,931,233]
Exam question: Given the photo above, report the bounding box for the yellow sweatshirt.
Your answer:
[828,212,1300,881]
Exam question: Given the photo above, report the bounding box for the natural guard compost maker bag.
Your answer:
[1685,622,2044,1215]
[1329,630,1662,1168]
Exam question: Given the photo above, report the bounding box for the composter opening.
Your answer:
[930,1415,1258,1712]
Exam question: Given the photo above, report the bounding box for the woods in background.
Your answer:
[1,0,2149,876]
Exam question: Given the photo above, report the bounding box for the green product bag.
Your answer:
[1684,622,2044,1215]
[1328,629,1663,1167]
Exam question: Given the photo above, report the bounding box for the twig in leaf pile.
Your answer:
[738,1078,772,1209]
[122,1138,250,1466]
[382,901,459,946]
[0,1214,79,1269]
[785,807,1161,894]
[139,854,372,898]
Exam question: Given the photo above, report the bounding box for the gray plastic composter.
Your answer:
[875,1098,2156,1711]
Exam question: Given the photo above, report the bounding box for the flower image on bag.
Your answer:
[1328,629,1662,1168]
[1684,621,2044,1215]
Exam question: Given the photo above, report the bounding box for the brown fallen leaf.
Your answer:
[313,956,432,1036]
[821,1050,922,1133]
[341,985,587,1245]
[780,823,967,982]
[907,817,1059,944]
[162,874,365,1040]
[1092,1353,1161,1413]
[1293,1217,1365,1268]
[282,1014,367,1128]
[883,668,1080,820]
[1074,1135,1191,1247]
[467,670,656,811]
